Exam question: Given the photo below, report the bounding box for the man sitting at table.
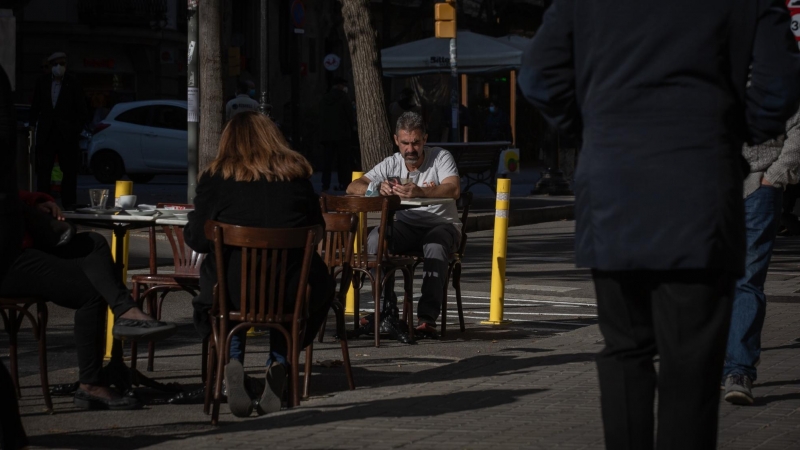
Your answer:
[346,111,461,337]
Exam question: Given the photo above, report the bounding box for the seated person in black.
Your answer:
[185,111,334,418]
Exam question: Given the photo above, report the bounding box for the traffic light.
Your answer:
[435,1,456,39]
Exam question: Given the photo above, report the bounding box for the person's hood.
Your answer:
[323,88,348,105]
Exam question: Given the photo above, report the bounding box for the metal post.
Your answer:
[187,0,199,203]
[482,178,511,325]
[449,34,459,142]
[106,180,133,358]
[345,171,365,316]
[258,0,270,115]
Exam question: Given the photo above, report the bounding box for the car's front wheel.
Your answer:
[91,151,124,184]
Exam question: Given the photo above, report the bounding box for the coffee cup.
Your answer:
[117,195,137,209]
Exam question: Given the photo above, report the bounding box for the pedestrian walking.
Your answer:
[724,109,800,405]
[29,51,88,210]
[318,77,353,191]
[518,0,800,448]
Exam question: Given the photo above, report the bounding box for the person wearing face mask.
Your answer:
[483,99,512,142]
[226,80,260,121]
[29,52,88,211]
[346,111,462,339]
[318,77,354,191]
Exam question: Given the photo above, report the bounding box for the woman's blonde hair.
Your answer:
[201,111,313,182]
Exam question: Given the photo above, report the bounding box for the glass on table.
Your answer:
[89,188,109,210]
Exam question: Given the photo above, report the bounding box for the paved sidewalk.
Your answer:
[6,221,800,449]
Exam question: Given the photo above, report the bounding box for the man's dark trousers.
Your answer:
[593,269,734,450]
[321,139,351,190]
[35,130,79,208]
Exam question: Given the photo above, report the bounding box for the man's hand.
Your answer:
[380,181,395,196]
[391,182,424,199]
[761,177,773,186]
[37,201,64,220]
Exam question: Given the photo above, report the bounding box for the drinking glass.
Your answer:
[89,188,109,210]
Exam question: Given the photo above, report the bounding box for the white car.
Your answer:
[87,100,188,184]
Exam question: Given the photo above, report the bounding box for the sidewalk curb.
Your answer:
[465,204,575,233]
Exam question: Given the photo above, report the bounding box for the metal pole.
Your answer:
[482,178,511,325]
[258,0,270,115]
[449,34,459,142]
[187,0,199,203]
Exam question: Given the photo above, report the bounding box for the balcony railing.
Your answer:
[78,0,168,29]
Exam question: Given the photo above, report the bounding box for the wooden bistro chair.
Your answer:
[0,297,52,413]
[203,221,323,425]
[407,191,473,337]
[320,194,416,347]
[303,212,358,399]
[130,203,206,378]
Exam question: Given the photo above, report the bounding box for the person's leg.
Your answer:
[335,139,352,189]
[0,360,29,450]
[724,186,782,383]
[46,232,136,317]
[321,141,334,190]
[56,142,80,208]
[592,270,657,450]
[300,255,335,350]
[35,142,55,196]
[228,331,247,363]
[368,221,426,312]
[651,270,734,449]
[416,224,460,326]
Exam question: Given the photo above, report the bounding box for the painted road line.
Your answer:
[505,284,580,293]
[459,301,582,308]
[451,293,597,307]
[461,315,595,325]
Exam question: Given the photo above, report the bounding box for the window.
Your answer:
[114,106,149,125]
[150,105,187,130]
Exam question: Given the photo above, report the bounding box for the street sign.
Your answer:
[323,53,341,71]
[291,0,305,29]
[790,0,800,47]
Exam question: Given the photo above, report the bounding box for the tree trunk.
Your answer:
[339,0,392,171]
[199,0,223,172]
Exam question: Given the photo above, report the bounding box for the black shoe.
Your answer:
[113,318,177,342]
[51,381,80,396]
[225,359,253,417]
[256,362,286,415]
[415,322,439,340]
[73,388,142,410]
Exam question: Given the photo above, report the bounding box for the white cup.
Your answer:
[117,195,138,209]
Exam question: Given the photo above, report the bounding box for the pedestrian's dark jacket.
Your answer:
[29,72,88,145]
[318,88,353,142]
[184,173,327,337]
[519,0,800,274]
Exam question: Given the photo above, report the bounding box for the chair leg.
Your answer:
[290,337,301,408]
[441,269,451,338]
[201,335,209,385]
[8,310,21,399]
[130,283,140,371]
[211,335,226,425]
[373,270,382,348]
[303,344,313,400]
[353,280,361,332]
[317,312,328,343]
[37,302,52,413]
[146,294,158,372]
[402,267,415,341]
[332,300,355,390]
[203,338,215,415]
[454,262,465,332]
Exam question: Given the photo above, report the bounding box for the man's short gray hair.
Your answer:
[395,111,426,136]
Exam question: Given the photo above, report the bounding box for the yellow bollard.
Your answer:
[482,178,511,325]
[105,180,133,359]
[344,171,365,316]
[247,327,266,337]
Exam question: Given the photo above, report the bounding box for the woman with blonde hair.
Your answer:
[185,111,333,418]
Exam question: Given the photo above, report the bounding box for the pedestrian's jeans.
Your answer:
[724,185,783,381]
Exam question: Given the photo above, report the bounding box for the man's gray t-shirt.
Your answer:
[365,146,461,229]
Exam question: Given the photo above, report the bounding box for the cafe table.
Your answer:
[61,210,189,392]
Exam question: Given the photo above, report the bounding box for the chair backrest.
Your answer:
[320,213,358,302]
[320,194,401,268]
[204,220,323,323]
[456,191,473,257]
[157,203,205,275]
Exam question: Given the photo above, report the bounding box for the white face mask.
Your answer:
[51,64,65,77]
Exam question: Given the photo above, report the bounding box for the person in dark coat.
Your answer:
[29,52,88,209]
[518,0,800,448]
[318,77,354,191]
[184,111,334,418]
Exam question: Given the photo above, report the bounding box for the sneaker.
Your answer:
[724,374,754,405]
[225,359,254,417]
[256,362,286,416]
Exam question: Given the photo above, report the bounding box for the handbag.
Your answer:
[20,202,75,248]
